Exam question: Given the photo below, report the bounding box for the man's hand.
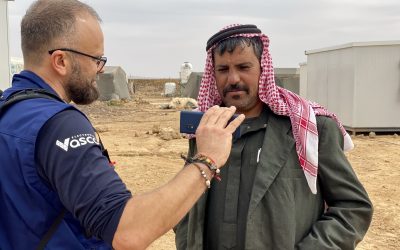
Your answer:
[195,106,245,168]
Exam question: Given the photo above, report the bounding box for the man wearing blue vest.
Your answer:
[0,0,244,249]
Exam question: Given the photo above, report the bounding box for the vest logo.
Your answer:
[56,134,99,152]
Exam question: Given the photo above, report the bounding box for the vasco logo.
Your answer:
[56,134,99,152]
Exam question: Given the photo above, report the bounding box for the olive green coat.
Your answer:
[175,113,373,250]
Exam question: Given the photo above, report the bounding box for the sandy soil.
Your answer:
[77,81,400,249]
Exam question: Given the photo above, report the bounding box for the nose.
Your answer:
[227,69,240,84]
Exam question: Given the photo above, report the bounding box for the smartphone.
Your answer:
[180,110,241,139]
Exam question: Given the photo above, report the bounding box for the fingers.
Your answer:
[195,106,245,168]
[199,105,237,128]
[225,113,245,134]
[197,105,221,127]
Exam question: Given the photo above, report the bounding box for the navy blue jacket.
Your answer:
[0,71,130,249]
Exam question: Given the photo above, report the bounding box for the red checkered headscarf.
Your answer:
[197,24,354,194]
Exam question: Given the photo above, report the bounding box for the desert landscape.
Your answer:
[77,80,399,250]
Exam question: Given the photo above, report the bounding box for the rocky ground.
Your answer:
[77,80,399,249]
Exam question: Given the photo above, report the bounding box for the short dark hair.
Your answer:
[212,36,263,63]
[21,0,101,64]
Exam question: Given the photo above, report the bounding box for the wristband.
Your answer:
[181,154,221,181]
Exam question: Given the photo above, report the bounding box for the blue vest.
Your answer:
[0,71,111,249]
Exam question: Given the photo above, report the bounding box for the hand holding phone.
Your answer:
[180,106,244,168]
[180,110,241,139]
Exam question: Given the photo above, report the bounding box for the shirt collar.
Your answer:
[240,105,270,136]
[12,70,60,97]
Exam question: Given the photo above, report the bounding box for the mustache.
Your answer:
[222,83,249,97]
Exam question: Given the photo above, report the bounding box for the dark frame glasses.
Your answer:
[48,48,107,72]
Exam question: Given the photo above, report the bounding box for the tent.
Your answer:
[97,66,131,101]
[274,68,300,94]
[181,72,203,99]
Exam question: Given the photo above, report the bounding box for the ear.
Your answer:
[49,50,70,76]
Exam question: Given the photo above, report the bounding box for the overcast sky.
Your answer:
[7,0,400,78]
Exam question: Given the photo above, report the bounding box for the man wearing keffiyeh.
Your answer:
[174,24,373,249]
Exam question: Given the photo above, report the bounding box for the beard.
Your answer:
[221,82,259,112]
[65,60,99,105]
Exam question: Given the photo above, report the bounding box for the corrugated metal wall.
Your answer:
[305,42,400,131]
[353,45,400,128]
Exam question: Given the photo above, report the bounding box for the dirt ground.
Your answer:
[77,81,399,249]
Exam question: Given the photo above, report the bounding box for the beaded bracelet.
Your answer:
[192,163,211,188]
[181,154,221,181]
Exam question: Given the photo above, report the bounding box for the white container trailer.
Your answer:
[0,0,11,91]
[305,41,400,134]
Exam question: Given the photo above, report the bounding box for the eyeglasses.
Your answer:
[48,48,107,72]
